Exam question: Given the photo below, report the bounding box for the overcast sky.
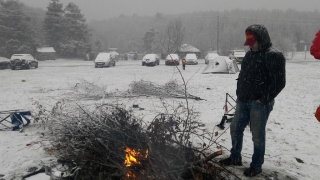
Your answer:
[21,0,320,21]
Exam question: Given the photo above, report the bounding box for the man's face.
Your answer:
[250,41,258,52]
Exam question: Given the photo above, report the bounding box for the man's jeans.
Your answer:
[229,100,274,169]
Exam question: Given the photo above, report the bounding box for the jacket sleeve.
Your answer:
[260,51,286,103]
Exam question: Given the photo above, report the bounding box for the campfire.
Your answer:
[124,147,149,179]
[43,103,230,179]
[124,147,148,167]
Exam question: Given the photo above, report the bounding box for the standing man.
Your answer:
[219,24,286,177]
[182,58,186,70]
[86,53,90,61]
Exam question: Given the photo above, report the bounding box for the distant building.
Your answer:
[124,52,138,60]
[35,47,56,60]
[175,44,201,59]
[296,40,311,51]
[109,48,118,52]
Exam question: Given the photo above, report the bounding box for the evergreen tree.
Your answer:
[143,28,156,53]
[0,0,36,58]
[59,2,90,57]
[94,39,102,52]
[43,0,64,54]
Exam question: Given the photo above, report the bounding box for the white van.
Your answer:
[229,49,246,64]
[205,52,219,64]
[94,53,116,68]
[185,53,198,65]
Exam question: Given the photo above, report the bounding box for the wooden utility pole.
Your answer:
[217,16,219,54]
[304,45,307,60]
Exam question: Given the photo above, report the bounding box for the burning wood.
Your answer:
[124,171,137,179]
[124,147,148,167]
[38,101,235,179]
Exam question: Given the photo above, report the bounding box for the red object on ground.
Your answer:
[310,30,320,60]
[223,105,228,113]
[315,106,320,122]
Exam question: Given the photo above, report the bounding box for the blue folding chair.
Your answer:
[0,110,31,131]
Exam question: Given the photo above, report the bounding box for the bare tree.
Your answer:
[291,24,303,46]
[160,18,185,53]
[273,33,296,59]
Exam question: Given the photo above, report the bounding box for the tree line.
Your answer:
[0,0,90,58]
[1,0,320,58]
[90,9,320,56]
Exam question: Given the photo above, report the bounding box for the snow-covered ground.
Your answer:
[0,52,320,180]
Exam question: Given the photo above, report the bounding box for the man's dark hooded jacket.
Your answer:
[236,24,286,103]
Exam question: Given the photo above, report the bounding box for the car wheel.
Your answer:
[142,62,145,66]
[114,61,116,66]
[25,64,31,69]
[11,66,15,70]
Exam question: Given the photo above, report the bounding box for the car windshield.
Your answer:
[143,54,155,60]
[166,54,178,60]
[96,53,110,59]
[186,54,196,59]
[11,54,29,59]
[208,53,218,58]
[11,55,24,57]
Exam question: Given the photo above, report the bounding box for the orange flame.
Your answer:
[124,147,148,167]
[125,171,137,179]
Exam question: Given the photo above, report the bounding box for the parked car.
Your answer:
[94,52,116,68]
[205,52,219,64]
[0,57,11,69]
[10,54,38,70]
[229,49,246,64]
[142,54,160,66]
[185,53,198,65]
[165,54,180,66]
[110,51,119,61]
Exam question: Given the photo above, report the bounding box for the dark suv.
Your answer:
[0,57,11,69]
[10,54,38,70]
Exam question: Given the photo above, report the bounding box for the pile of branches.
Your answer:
[71,79,204,100]
[129,80,203,100]
[72,80,108,100]
[40,102,232,180]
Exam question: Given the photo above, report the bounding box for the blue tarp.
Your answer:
[11,111,31,130]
